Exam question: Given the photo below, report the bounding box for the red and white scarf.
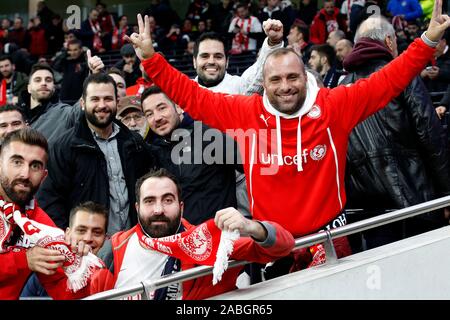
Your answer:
[0,199,103,292]
[90,19,103,52]
[136,219,239,285]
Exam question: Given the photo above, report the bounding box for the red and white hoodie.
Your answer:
[142,38,435,237]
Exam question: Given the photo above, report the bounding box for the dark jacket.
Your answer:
[3,71,28,98]
[113,58,141,87]
[19,90,81,145]
[36,113,156,229]
[146,114,240,225]
[341,38,450,217]
[52,51,90,103]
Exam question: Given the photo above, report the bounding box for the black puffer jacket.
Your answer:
[341,39,450,217]
[147,114,240,225]
[36,113,156,229]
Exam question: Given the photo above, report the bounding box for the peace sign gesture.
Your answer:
[425,0,450,42]
[124,14,155,60]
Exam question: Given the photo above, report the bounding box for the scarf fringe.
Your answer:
[66,253,104,292]
[212,230,240,285]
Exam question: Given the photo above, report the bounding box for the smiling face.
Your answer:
[263,51,307,115]
[193,39,228,87]
[142,92,181,137]
[136,176,183,238]
[0,141,47,207]
[82,82,117,129]
[28,69,55,104]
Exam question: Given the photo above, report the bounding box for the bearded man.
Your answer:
[36,73,156,235]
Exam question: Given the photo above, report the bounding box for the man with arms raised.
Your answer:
[125,1,450,269]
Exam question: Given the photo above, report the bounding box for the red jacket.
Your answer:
[126,77,153,97]
[89,219,294,299]
[310,7,346,44]
[141,38,435,238]
[0,200,89,299]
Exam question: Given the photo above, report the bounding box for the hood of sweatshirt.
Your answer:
[261,71,320,172]
[343,38,393,72]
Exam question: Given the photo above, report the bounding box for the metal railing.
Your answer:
[83,195,450,300]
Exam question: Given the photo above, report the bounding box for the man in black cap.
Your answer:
[113,43,141,87]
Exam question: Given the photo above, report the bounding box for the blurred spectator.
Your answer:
[80,8,105,53]
[259,0,297,36]
[37,1,55,32]
[0,104,27,143]
[181,18,196,41]
[310,0,346,44]
[116,95,148,138]
[326,29,346,48]
[420,0,433,20]
[53,39,89,103]
[143,0,181,32]
[297,0,318,26]
[308,43,342,87]
[228,2,263,54]
[405,20,421,43]
[387,0,423,22]
[287,24,312,64]
[126,63,154,97]
[335,38,353,63]
[160,23,189,53]
[96,2,115,51]
[147,15,165,51]
[36,73,156,234]
[421,36,450,93]
[186,0,212,25]
[2,43,34,75]
[18,63,79,144]
[107,68,127,100]
[339,0,365,33]
[46,14,65,56]
[113,44,141,87]
[26,17,48,61]
[8,17,27,48]
[0,55,28,105]
[0,19,10,52]
[210,0,235,34]
[112,15,131,50]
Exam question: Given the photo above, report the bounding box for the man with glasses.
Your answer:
[116,95,148,138]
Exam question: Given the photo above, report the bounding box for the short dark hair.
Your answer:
[107,67,125,79]
[140,85,174,107]
[68,201,108,229]
[0,55,13,64]
[0,104,26,121]
[291,25,310,43]
[82,73,117,101]
[29,63,54,79]
[135,168,182,204]
[2,127,48,158]
[193,32,228,58]
[310,44,336,65]
[67,39,82,48]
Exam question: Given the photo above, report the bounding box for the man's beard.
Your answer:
[138,212,181,238]
[85,109,116,128]
[1,71,12,79]
[0,176,38,207]
[197,67,225,88]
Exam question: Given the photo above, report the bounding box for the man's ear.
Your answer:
[193,56,197,69]
[80,98,85,111]
[385,35,395,54]
[179,201,184,218]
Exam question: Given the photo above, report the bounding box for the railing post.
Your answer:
[323,230,338,265]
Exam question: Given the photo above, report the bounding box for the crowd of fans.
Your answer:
[0,0,450,300]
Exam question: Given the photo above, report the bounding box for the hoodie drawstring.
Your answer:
[275,114,304,172]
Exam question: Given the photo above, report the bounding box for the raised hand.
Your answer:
[426,0,450,42]
[263,19,283,46]
[124,14,155,60]
[87,49,105,74]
